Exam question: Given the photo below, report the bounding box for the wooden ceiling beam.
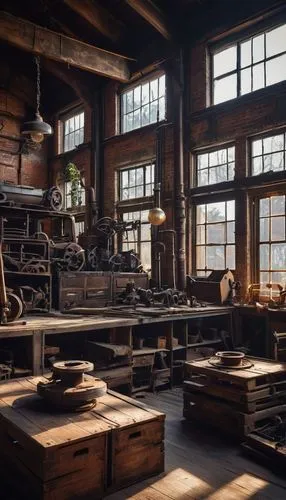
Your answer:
[125,0,171,40]
[64,0,123,42]
[0,11,132,82]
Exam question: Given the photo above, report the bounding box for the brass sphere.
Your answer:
[148,207,166,226]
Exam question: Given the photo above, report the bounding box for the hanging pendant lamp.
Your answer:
[21,56,53,143]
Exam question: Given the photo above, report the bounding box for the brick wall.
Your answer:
[0,89,48,188]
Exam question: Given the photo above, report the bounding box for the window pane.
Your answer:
[141,224,151,241]
[271,216,285,241]
[228,147,235,162]
[252,156,263,175]
[241,40,251,68]
[159,97,165,121]
[271,243,286,269]
[207,202,225,222]
[260,218,269,242]
[241,67,251,95]
[227,200,235,220]
[228,162,235,180]
[207,223,225,243]
[214,74,237,104]
[69,117,74,132]
[141,242,151,271]
[260,272,269,283]
[142,83,149,105]
[150,79,158,100]
[150,100,158,123]
[266,24,286,58]
[133,108,141,129]
[196,246,205,269]
[198,153,208,169]
[159,75,165,97]
[253,62,265,91]
[142,104,150,126]
[197,225,205,244]
[198,169,208,186]
[135,186,143,198]
[266,54,286,86]
[269,152,284,171]
[260,198,270,217]
[213,46,237,78]
[226,245,235,269]
[197,205,205,224]
[75,114,80,129]
[260,244,269,270]
[79,112,84,128]
[136,168,143,184]
[227,221,235,243]
[209,165,227,184]
[126,113,133,131]
[252,34,264,63]
[271,195,285,216]
[126,91,133,113]
[134,86,141,109]
[206,246,225,269]
[252,139,262,156]
[263,134,284,153]
[272,271,286,286]
[129,169,136,186]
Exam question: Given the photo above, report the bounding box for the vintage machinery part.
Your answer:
[14,285,49,314]
[53,242,85,271]
[94,217,116,238]
[215,351,245,367]
[6,292,23,323]
[0,192,7,203]
[32,232,50,242]
[118,282,188,307]
[21,259,47,273]
[37,360,107,410]
[109,251,142,273]
[43,186,63,211]
[0,363,12,380]
[208,355,253,370]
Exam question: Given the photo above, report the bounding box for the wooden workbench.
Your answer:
[0,306,234,385]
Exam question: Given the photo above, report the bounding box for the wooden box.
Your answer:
[95,391,165,492]
[0,377,112,499]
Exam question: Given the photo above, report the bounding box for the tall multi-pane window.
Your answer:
[121,210,152,272]
[259,195,286,287]
[119,164,154,201]
[64,180,86,210]
[197,146,235,186]
[63,110,84,152]
[196,200,235,275]
[251,132,286,175]
[121,74,166,133]
[212,23,286,104]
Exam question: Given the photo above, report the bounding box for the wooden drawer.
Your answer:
[133,353,154,367]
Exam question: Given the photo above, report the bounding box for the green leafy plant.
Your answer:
[64,162,82,207]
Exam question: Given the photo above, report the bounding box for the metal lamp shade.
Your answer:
[21,114,53,136]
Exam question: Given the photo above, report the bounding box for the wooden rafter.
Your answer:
[125,0,171,40]
[0,11,132,82]
[64,0,124,42]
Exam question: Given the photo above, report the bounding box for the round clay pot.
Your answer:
[215,351,245,366]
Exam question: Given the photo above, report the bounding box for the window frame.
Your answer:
[60,107,85,154]
[119,71,166,134]
[249,128,286,176]
[195,143,235,187]
[252,188,286,285]
[192,196,236,275]
[118,163,155,202]
[209,15,286,105]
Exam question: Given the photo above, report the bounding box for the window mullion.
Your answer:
[237,43,240,97]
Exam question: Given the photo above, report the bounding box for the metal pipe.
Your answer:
[173,49,186,290]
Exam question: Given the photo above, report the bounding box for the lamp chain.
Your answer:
[35,56,41,116]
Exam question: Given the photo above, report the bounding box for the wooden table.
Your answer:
[0,307,234,387]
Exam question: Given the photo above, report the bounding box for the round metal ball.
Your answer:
[148,207,166,226]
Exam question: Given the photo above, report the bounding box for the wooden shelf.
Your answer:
[173,344,186,351]
[133,347,169,356]
[187,339,222,348]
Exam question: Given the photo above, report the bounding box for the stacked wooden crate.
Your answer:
[0,377,165,499]
[183,357,286,438]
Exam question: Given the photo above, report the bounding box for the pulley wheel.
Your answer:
[6,293,23,323]
[53,360,94,374]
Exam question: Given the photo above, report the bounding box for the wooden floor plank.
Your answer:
[106,388,286,499]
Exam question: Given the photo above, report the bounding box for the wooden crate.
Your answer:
[93,390,165,492]
[184,357,286,392]
[0,378,165,498]
[0,377,112,500]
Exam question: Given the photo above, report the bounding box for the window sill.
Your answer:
[51,141,91,160]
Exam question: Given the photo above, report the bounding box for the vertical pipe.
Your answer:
[174,49,186,290]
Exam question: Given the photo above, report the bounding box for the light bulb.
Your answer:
[148,207,166,226]
[30,131,44,143]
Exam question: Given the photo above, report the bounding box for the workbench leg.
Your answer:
[32,330,44,376]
